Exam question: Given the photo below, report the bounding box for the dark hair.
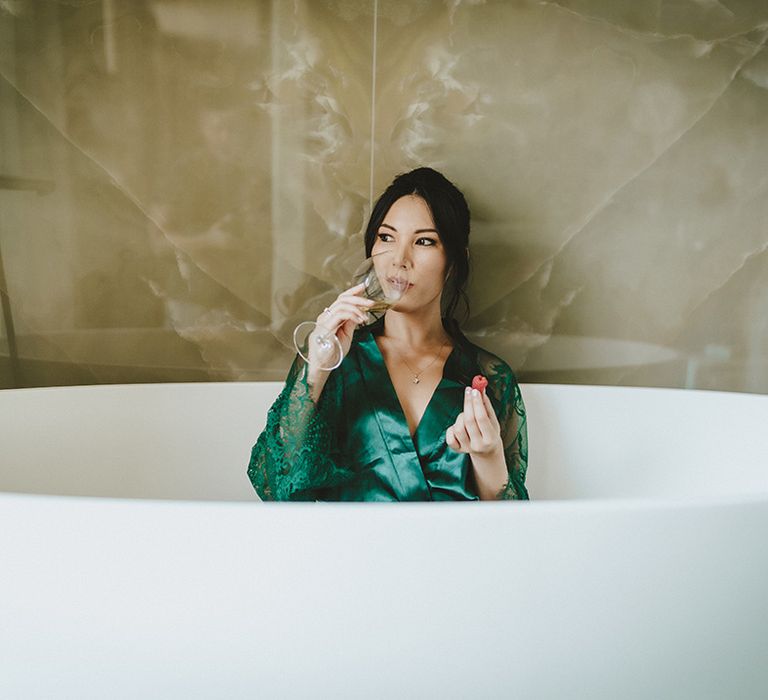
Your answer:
[363,167,471,342]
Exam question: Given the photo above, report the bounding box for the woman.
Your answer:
[248,167,528,501]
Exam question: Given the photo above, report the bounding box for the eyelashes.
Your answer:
[376,233,437,246]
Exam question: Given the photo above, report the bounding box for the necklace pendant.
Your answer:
[413,377,420,384]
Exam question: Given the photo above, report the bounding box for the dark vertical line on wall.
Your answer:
[0,178,54,389]
[369,0,378,210]
[0,228,20,388]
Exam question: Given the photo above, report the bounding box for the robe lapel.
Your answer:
[355,330,430,500]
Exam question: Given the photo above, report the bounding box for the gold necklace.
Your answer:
[400,340,450,384]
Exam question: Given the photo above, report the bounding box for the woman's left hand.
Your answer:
[446,386,504,457]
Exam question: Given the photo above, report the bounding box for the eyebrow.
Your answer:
[379,223,439,235]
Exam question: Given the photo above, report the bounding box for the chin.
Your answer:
[391,297,438,315]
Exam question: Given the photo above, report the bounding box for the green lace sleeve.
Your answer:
[247,354,353,501]
[478,351,529,500]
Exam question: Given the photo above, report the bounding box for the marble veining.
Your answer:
[0,0,767,393]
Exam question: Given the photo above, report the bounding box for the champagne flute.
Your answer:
[293,250,412,371]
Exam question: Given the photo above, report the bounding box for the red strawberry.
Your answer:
[471,374,488,393]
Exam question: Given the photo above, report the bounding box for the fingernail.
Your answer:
[465,387,471,394]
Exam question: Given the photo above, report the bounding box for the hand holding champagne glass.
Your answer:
[293,251,412,372]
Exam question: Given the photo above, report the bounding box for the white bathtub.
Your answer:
[1,382,767,699]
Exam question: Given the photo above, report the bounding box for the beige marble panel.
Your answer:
[0,0,374,386]
[539,45,768,393]
[373,0,768,392]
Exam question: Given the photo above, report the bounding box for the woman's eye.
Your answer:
[416,238,436,246]
[376,232,393,242]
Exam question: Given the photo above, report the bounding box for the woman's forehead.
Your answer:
[382,195,436,229]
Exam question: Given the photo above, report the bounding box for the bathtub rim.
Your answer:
[1,489,766,512]
[2,378,767,397]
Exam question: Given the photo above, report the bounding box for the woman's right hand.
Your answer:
[310,282,374,367]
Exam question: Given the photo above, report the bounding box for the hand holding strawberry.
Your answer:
[446,374,502,457]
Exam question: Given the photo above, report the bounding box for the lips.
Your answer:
[387,277,412,290]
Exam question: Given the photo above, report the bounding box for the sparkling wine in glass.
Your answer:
[351,252,411,321]
[293,250,411,371]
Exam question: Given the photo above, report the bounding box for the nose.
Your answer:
[391,241,411,269]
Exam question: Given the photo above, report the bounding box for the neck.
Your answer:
[380,306,451,350]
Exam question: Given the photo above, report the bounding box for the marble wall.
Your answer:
[1,0,766,392]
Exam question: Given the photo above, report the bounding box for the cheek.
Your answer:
[418,253,448,290]
[431,250,449,278]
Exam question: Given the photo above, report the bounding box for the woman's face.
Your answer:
[370,194,449,313]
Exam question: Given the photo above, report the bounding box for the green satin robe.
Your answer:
[247,317,529,502]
